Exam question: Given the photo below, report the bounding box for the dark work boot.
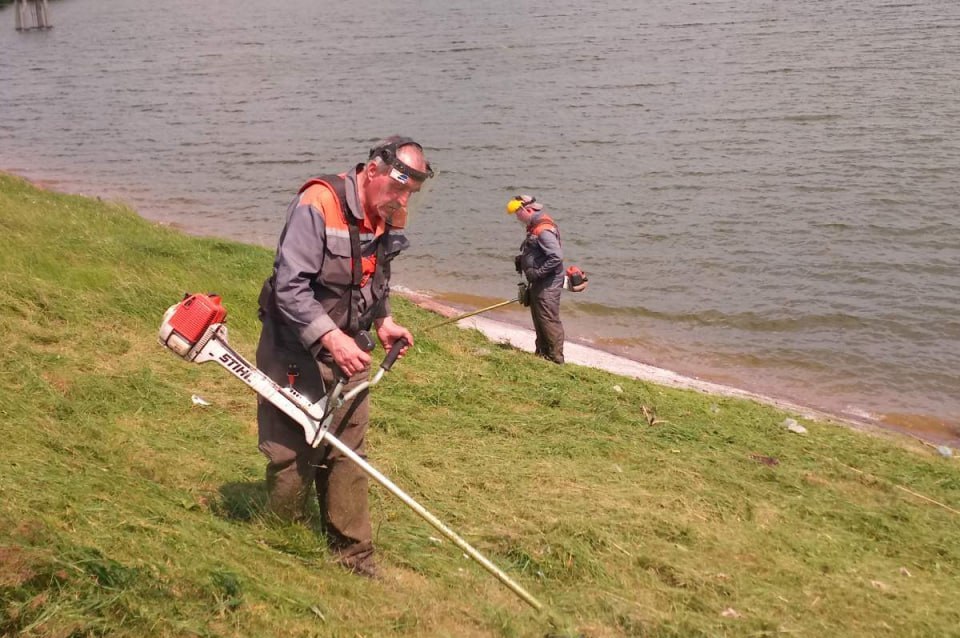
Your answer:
[335,549,379,580]
[343,557,379,580]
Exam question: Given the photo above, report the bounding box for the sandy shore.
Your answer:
[400,289,890,436]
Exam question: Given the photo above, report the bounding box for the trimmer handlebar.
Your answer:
[381,337,409,372]
[336,337,409,406]
[332,334,409,382]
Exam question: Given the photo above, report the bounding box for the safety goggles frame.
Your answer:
[369,139,435,183]
[513,195,536,207]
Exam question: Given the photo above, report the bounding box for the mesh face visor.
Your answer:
[368,137,434,183]
[368,137,435,228]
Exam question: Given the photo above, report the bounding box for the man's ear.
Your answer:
[364,160,380,179]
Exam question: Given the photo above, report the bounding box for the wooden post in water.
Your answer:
[14,0,52,30]
[14,0,25,30]
[34,0,51,28]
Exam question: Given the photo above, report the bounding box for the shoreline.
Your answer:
[398,288,937,446]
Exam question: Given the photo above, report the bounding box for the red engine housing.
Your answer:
[168,294,227,343]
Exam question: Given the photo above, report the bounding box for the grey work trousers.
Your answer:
[530,283,564,364]
[255,316,374,569]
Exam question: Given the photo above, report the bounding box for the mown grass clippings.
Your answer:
[2,172,960,636]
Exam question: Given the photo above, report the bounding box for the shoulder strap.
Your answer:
[344,213,363,334]
[297,174,390,335]
[302,176,363,334]
[528,215,561,245]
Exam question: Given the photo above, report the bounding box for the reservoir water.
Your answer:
[1,0,958,441]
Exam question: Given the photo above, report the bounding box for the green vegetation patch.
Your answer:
[1,173,959,637]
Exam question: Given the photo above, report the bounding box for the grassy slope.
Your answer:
[0,173,958,638]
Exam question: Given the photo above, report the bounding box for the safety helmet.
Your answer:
[506,194,541,215]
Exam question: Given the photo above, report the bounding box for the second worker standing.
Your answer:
[507,194,566,364]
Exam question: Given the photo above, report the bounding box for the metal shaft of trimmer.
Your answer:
[423,297,519,332]
[333,342,542,608]
[321,431,544,611]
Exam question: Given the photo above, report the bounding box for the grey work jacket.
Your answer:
[520,212,564,290]
[258,167,409,355]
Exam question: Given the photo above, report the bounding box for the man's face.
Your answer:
[365,169,424,228]
[514,206,535,225]
[363,146,428,228]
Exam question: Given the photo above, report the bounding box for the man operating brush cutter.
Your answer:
[159,292,545,612]
[256,136,429,579]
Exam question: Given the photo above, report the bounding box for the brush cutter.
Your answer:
[424,266,589,333]
[422,282,529,332]
[158,293,544,612]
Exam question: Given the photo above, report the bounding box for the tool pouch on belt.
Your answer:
[517,281,531,307]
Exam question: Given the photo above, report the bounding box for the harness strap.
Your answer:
[320,175,386,335]
[527,215,561,245]
[344,213,363,335]
[265,174,389,337]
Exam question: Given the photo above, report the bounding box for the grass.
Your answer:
[1,171,959,637]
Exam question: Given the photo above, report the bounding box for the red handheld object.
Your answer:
[564,266,589,292]
[167,293,227,344]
